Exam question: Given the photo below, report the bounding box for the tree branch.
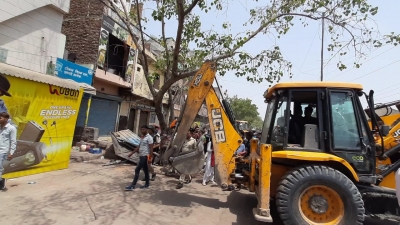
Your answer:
[184,0,200,16]
[158,0,171,74]
[213,13,356,62]
[131,0,156,97]
[155,69,198,101]
[171,0,185,76]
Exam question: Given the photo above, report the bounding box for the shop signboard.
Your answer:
[0,75,83,178]
[55,58,93,85]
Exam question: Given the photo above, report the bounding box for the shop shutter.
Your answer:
[87,98,119,136]
[75,95,119,136]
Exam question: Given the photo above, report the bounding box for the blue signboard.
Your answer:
[55,58,93,85]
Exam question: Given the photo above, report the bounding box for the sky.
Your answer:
[142,0,400,117]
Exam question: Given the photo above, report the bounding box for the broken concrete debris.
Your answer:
[71,129,142,164]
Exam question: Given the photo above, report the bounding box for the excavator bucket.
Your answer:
[162,61,216,173]
[171,143,205,175]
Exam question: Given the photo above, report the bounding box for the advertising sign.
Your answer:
[55,58,93,85]
[124,47,137,83]
[97,27,109,68]
[0,75,83,178]
[132,65,153,100]
[102,15,131,46]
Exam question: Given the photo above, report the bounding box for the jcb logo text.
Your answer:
[393,128,400,138]
[211,108,226,143]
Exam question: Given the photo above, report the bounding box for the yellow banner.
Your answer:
[1,76,83,178]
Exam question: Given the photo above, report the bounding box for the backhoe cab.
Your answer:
[241,82,399,224]
[162,61,400,225]
[235,120,249,132]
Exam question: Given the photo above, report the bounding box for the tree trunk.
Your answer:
[168,88,175,126]
[154,98,167,132]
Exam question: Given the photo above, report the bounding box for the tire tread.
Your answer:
[275,165,365,225]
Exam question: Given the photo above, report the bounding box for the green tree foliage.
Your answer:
[227,95,264,130]
[100,0,400,130]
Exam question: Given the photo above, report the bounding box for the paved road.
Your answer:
[0,160,396,225]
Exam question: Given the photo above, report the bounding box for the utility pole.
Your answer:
[320,12,325,81]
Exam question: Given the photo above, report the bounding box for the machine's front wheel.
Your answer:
[275,165,365,225]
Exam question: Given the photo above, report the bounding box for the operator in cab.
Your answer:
[289,106,304,144]
[303,106,318,126]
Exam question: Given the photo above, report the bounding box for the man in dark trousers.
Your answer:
[125,125,154,191]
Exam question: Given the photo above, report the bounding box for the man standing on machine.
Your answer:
[0,112,17,190]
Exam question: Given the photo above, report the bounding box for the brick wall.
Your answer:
[61,0,105,65]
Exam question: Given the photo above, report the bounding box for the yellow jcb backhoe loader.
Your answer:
[235,120,249,132]
[161,61,399,225]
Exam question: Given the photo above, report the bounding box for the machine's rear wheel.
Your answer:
[275,165,365,225]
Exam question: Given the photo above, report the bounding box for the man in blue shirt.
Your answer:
[0,112,17,190]
[235,143,246,155]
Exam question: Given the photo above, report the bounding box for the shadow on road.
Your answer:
[3,162,399,225]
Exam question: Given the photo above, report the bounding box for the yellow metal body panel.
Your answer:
[270,164,290,197]
[206,88,242,186]
[264,81,363,98]
[249,139,258,192]
[271,150,360,182]
[253,144,272,218]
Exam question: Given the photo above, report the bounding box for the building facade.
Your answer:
[62,0,167,136]
[0,0,98,177]
[0,0,69,72]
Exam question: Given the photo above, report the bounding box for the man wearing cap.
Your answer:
[125,125,154,191]
[0,75,11,114]
[0,75,15,127]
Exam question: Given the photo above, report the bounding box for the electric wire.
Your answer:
[298,24,320,75]
[326,46,397,81]
[348,59,400,82]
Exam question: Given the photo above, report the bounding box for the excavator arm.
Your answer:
[161,61,242,187]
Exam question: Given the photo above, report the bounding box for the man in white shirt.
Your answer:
[125,125,154,191]
[0,112,17,190]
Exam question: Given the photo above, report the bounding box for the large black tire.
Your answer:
[275,165,365,225]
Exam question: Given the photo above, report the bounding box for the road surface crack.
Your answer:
[86,197,97,220]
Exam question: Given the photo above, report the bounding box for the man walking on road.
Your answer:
[142,125,159,181]
[0,112,16,190]
[125,125,154,191]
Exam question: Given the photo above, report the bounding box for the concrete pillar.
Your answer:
[134,109,141,134]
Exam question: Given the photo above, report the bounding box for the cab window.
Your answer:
[287,91,319,149]
[329,91,361,150]
[270,94,288,150]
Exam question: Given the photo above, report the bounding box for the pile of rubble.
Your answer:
[71,127,142,164]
